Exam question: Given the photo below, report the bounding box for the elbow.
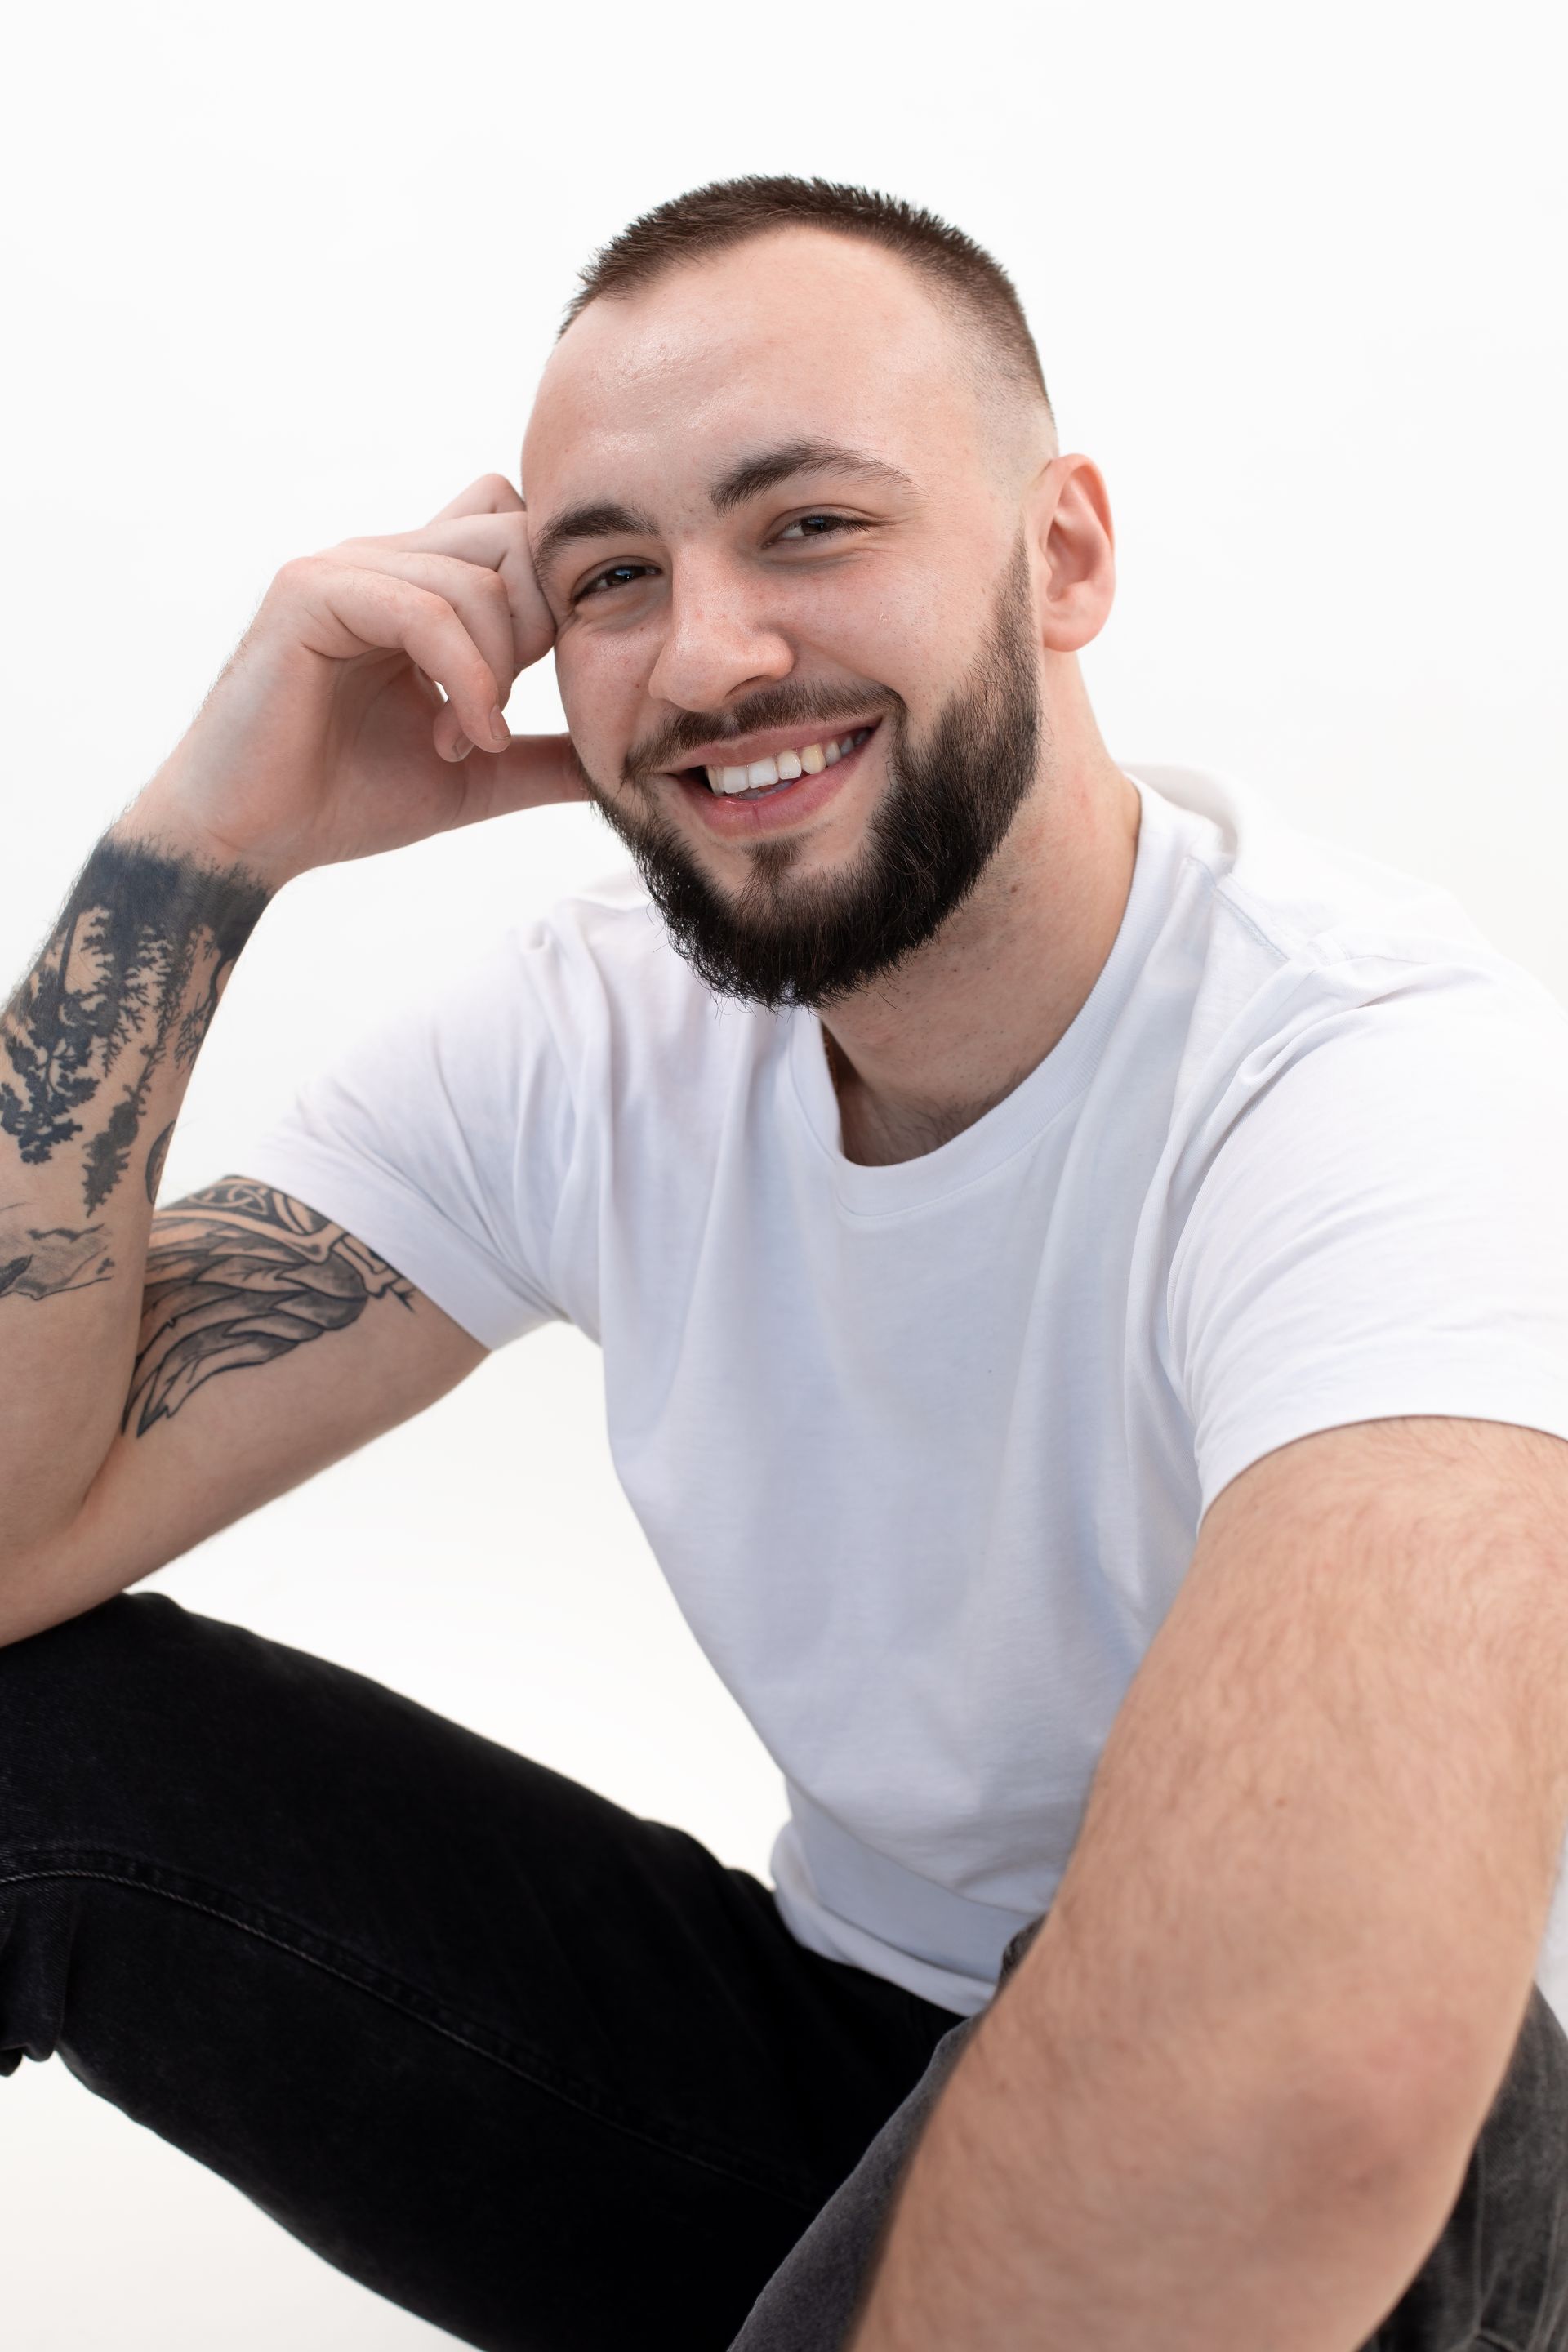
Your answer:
[1256,2002,1499,2237]
[0,1514,107,1651]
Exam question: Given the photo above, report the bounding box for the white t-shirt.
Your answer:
[248,766,1568,2020]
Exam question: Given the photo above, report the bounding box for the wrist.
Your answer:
[115,777,286,898]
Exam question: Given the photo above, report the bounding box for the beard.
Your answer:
[578,536,1045,1013]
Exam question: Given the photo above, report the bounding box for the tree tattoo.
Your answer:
[0,839,268,1214]
[125,1178,413,1436]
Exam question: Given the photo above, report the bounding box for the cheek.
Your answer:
[790,568,967,702]
[554,626,652,753]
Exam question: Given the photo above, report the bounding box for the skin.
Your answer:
[521,227,1142,1164]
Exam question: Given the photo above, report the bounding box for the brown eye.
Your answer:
[778,514,858,541]
[577,562,657,602]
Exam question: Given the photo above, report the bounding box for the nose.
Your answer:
[645,555,795,712]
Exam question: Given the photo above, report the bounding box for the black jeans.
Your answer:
[2,1596,1567,2352]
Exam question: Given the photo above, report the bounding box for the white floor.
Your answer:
[1,1325,789,2346]
[4,2060,457,2350]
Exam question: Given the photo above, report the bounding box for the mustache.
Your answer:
[625,682,904,782]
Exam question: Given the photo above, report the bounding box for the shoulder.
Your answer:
[1125,764,1568,1116]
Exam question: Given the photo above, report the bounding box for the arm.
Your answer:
[0,470,581,1633]
[0,825,272,1561]
[2,1174,484,1648]
[851,1415,1568,2352]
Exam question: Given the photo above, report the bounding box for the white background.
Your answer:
[2,0,1564,2341]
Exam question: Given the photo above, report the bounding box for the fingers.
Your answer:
[347,550,519,738]
[294,560,511,760]
[424,472,526,524]
[344,508,556,676]
[301,479,556,764]
[397,513,556,671]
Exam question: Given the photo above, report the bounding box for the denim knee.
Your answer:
[0,1599,167,2075]
[1371,1984,1568,2351]
[0,1593,186,1828]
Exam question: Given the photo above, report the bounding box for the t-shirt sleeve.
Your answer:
[1168,960,1568,1516]
[239,929,580,1350]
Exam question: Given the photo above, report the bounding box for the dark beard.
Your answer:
[580,537,1045,1013]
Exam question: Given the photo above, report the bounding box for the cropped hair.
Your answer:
[561,176,1053,417]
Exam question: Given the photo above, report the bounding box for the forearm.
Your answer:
[847,1500,1530,2346]
[849,1913,1461,2352]
[0,802,270,1556]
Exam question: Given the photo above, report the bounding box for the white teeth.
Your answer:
[702,728,869,792]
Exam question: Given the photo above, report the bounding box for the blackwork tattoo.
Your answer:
[0,1202,114,1300]
[145,1122,174,1205]
[0,838,268,1215]
[126,1176,413,1436]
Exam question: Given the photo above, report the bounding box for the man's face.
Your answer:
[522,229,1054,1009]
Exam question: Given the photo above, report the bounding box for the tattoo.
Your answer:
[0,838,268,1214]
[145,1122,174,1204]
[0,1201,114,1300]
[126,1177,412,1436]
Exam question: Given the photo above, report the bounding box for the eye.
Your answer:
[574,560,659,604]
[773,513,868,543]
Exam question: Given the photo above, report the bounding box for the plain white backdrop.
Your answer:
[2,0,1564,2341]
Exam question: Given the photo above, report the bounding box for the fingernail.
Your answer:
[489,706,510,747]
[450,733,472,760]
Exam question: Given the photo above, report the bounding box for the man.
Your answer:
[3,173,1568,2352]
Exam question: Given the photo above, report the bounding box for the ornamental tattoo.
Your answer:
[125,1177,413,1436]
[0,839,269,1215]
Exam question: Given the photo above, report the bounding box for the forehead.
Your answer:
[523,229,987,513]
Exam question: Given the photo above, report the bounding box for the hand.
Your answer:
[132,474,587,888]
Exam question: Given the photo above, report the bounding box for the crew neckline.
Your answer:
[786,773,1180,1214]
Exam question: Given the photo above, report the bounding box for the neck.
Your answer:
[819,665,1140,1168]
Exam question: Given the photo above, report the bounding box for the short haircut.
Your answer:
[561,176,1053,421]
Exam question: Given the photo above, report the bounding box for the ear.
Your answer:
[1025,454,1116,653]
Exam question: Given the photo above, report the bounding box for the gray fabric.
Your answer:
[728,2010,975,2351]
[729,1919,1043,2350]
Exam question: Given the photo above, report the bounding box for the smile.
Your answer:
[700,728,875,798]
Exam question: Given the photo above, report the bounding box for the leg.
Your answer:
[0,1593,958,2352]
[734,1925,1568,2352]
[729,1919,1038,2350]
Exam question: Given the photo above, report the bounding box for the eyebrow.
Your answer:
[709,439,915,514]
[528,498,659,578]
[531,441,914,583]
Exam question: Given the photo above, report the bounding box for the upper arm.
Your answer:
[5,1176,487,1642]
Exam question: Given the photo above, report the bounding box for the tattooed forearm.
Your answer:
[126,1177,412,1436]
[0,1203,114,1300]
[145,1123,173,1205]
[0,838,269,1214]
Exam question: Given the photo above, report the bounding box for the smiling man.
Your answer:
[5,177,1568,2352]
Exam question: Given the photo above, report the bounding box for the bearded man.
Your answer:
[5,176,1568,2352]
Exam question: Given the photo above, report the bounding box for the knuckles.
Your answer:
[265,553,342,618]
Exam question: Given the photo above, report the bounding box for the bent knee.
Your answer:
[0,1593,206,1842]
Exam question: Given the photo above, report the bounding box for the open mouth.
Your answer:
[675,724,878,803]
